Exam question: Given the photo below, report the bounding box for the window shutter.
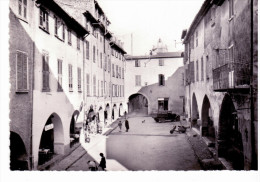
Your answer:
[16,52,24,90]
[22,53,28,89]
[163,75,165,85]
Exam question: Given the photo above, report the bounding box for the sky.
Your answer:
[98,0,205,55]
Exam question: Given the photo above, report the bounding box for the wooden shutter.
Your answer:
[189,61,195,83]
[42,53,49,91]
[16,51,28,91]
[86,41,89,59]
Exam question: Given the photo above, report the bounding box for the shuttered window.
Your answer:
[122,68,124,79]
[116,65,118,78]
[86,74,90,96]
[16,51,28,92]
[18,0,27,19]
[39,8,49,31]
[93,75,96,96]
[189,61,195,83]
[57,59,63,91]
[112,64,115,77]
[68,29,72,45]
[196,60,199,81]
[93,46,96,62]
[158,74,165,86]
[86,41,89,59]
[42,52,50,91]
[108,57,111,72]
[100,53,102,68]
[77,36,80,50]
[78,68,82,92]
[104,55,107,71]
[68,64,73,91]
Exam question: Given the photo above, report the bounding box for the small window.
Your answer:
[135,75,141,86]
[135,60,140,67]
[39,8,49,32]
[158,74,165,86]
[16,51,28,92]
[159,59,164,66]
[68,29,72,45]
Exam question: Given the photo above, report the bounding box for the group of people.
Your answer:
[118,119,129,132]
[87,153,106,171]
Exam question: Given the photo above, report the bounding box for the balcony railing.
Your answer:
[213,62,250,92]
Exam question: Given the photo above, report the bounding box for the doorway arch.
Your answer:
[38,113,64,165]
[218,94,244,170]
[191,93,199,129]
[201,95,215,140]
[10,132,28,170]
[128,93,148,115]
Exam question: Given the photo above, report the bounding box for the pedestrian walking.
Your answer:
[118,121,122,132]
[125,119,129,132]
[87,160,98,171]
[99,153,106,171]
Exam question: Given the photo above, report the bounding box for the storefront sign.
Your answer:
[45,124,54,131]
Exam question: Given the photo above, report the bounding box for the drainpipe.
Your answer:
[250,0,256,170]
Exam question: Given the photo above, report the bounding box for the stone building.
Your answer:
[182,0,258,170]
[125,39,184,116]
[9,0,126,170]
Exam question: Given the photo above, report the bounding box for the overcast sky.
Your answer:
[98,0,205,55]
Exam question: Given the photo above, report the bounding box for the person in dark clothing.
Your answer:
[125,119,129,132]
[99,153,106,170]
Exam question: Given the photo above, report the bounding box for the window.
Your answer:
[101,81,103,97]
[119,67,121,79]
[68,64,73,91]
[57,59,63,91]
[122,68,124,79]
[189,61,195,83]
[93,46,96,62]
[16,51,28,92]
[86,41,89,59]
[68,29,72,45]
[104,56,107,71]
[54,17,65,41]
[229,0,234,19]
[108,57,111,72]
[206,56,209,80]
[93,75,96,96]
[158,74,165,86]
[100,53,102,68]
[39,8,49,32]
[122,85,124,97]
[112,64,115,77]
[42,52,50,91]
[159,59,164,66]
[86,74,90,96]
[158,98,169,111]
[77,36,80,50]
[195,31,198,47]
[190,35,194,49]
[18,0,27,19]
[116,65,118,78]
[135,75,141,86]
[78,68,82,92]
[135,60,140,67]
[111,49,114,56]
[196,60,199,81]
[201,57,204,81]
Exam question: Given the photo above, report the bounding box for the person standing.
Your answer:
[125,119,129,132]
[99,153,106,171]
[118,121,122,132]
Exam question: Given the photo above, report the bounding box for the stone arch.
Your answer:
[10,132,29,170]
[201,95,214,135]
[69,110,80,148]
[218,94,244,170]
[191,93,200,129]
[128,93,148,115]
[38,113,64,165]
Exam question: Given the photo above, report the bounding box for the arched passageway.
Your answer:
[218,94,244,170]
[70,110,80,147]
[128,93,148,115]
[201,95,215,141]
[10,132,29,170]
[38,113,64,165]
[191,93,200,129]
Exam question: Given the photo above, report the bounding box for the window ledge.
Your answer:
[16,90,29,94]
[55,35,65,42]
[42,89,50,92]
[16,16,28,24]
[39,26,49,34]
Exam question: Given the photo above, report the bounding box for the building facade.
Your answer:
[9,0,126,170]
[125,39,184,116]
[182,0,258,170]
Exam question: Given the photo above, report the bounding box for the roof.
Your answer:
[110,41,127,54]
[36,0,89,36]
[125,52,184,60]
